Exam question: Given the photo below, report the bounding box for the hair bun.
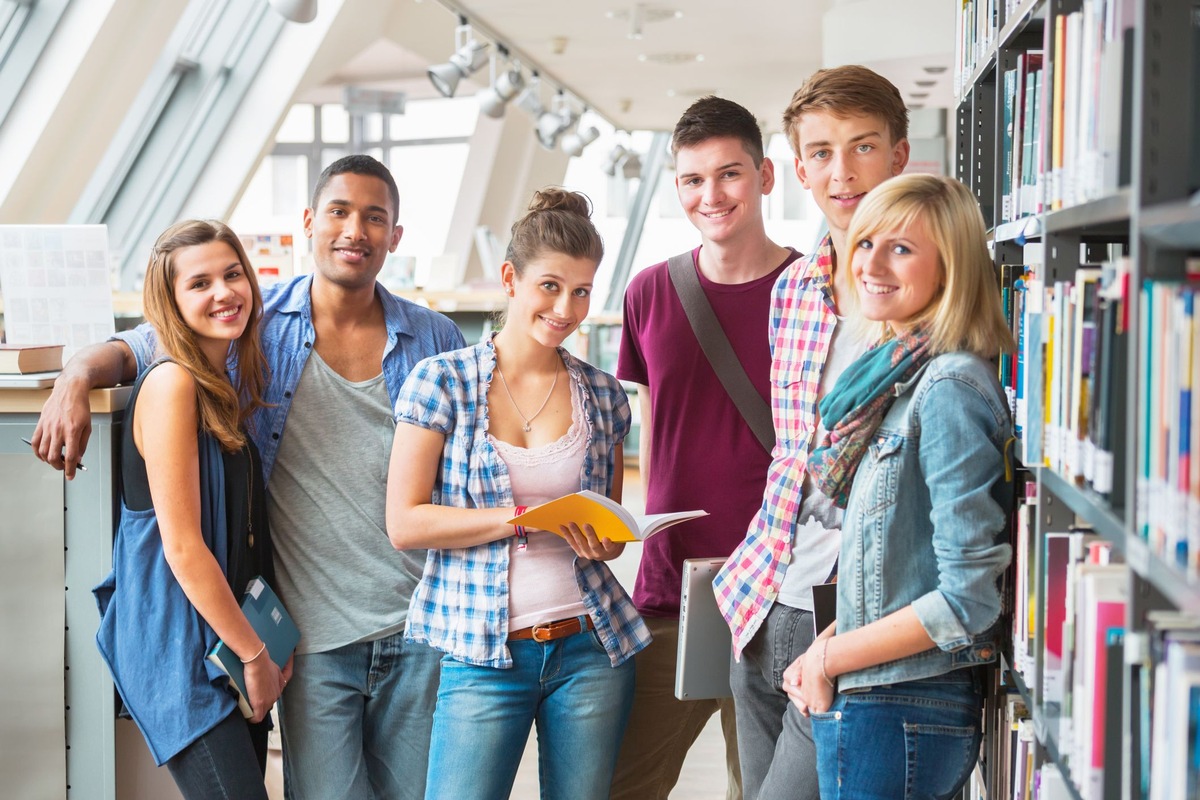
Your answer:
[528,187,592,219]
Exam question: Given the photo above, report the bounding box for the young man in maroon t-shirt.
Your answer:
[612,96,801,800]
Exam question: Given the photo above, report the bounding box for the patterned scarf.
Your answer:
[807,327,932,508]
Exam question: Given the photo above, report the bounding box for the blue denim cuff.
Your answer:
[912,590,972,652]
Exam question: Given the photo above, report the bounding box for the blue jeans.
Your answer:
[425,629,635,800]
[278,631,441,800]
[166,710,269,800]
[729,603,819,800]
[811,670,983,800]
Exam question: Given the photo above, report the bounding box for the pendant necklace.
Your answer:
[496,357,559,432]
[244,441,254,549]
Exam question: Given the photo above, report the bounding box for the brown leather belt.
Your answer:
[508,615,594,643]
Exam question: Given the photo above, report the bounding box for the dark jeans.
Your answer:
[165,709,270,800]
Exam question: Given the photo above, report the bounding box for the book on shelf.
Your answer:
[1069,561,1126,797]
[1044,0,1130,212]
[508,490,707,543]
[1147,627,1200,800]
[1138,278,1199,569]
[0,344,63,374]
[206,577,300,719]
[1016,259,1127,496]
[1011,480,1038,680]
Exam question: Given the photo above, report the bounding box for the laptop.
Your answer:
[675,557,733,700]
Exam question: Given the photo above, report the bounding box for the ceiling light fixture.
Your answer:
[923,65,948,74]
[427,18,490,98]
[601,144,629,176]
[561,124,600,157]
[535,91,577,150]
[268,0,318,23]
[476,49,525,119]
[514,71,544,117]
[606,4,683,40]
[621,151,643,180]
[601,141,641,179]
[638,52,704,64]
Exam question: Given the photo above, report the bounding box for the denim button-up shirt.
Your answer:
[836,351,1014,691]
[114,274,465,483]
[394,337,651,669]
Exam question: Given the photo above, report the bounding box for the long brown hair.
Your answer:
[142,220,269,451]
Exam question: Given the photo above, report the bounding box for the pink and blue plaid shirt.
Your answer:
[714,235,840,657]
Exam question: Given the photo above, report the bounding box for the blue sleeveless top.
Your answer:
[93,362,238,766]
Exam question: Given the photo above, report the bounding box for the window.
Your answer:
[231,96,478,285]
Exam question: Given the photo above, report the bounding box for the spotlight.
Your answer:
[427,21,489,98]
[268,0,317,23]
[536,110,571,149]
[561,125,600,157]
[514,73,544,117]
[535,92,577,150]
[601,144,630,176]
[621,152,643,180]
[476,54,525,118]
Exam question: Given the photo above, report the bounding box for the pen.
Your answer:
[20,436,88,471]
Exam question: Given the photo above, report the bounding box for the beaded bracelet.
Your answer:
[513,506,528,552]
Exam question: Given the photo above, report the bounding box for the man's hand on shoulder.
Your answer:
[30,340,137,479]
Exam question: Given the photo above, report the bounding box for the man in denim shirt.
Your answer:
[32,155,464,799]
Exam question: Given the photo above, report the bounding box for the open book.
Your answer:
[508,490,707,543]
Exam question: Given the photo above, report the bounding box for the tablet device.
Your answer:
[675,557,733,700]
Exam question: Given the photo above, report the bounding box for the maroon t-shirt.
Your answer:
[617,246,800,617]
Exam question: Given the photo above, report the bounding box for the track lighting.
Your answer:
[427,20,490,98]
[535,92,577,150]
[561,125,600,157]
[514,72,544,117]
[476,52,525,119]
[621,151,642,180]
[601,144,631,176]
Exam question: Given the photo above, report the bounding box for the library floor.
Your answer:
[257,466,731,800]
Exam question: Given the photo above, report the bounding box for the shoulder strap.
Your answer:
[667,251,775,453]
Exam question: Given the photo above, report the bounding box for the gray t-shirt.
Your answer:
[268,350,424,654]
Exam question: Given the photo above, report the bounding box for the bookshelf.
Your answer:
[956,0,1200,797]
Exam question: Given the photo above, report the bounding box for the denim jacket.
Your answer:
[836,351,1013,692]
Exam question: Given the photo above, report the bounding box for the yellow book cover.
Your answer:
[508,490,707,543]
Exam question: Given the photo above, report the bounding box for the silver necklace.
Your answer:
[496,357,559,432]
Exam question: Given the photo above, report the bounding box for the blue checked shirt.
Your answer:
[113,273,465,483]
[394,336,651,669]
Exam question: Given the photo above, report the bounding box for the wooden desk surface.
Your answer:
[0,385,131,414]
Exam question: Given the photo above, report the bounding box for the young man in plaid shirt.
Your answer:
[713,66,910,800]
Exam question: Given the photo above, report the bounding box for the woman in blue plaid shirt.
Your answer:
[386,188,650,800]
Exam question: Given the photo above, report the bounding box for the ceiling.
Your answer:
[312,0,958,134]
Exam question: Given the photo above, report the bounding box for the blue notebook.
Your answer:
[206,577,300,718]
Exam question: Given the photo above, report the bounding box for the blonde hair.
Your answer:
[142,220,269,451]
[845,174,1015,358]
[782,65,909,157]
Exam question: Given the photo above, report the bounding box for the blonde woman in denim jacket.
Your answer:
[783,174,1015,799]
